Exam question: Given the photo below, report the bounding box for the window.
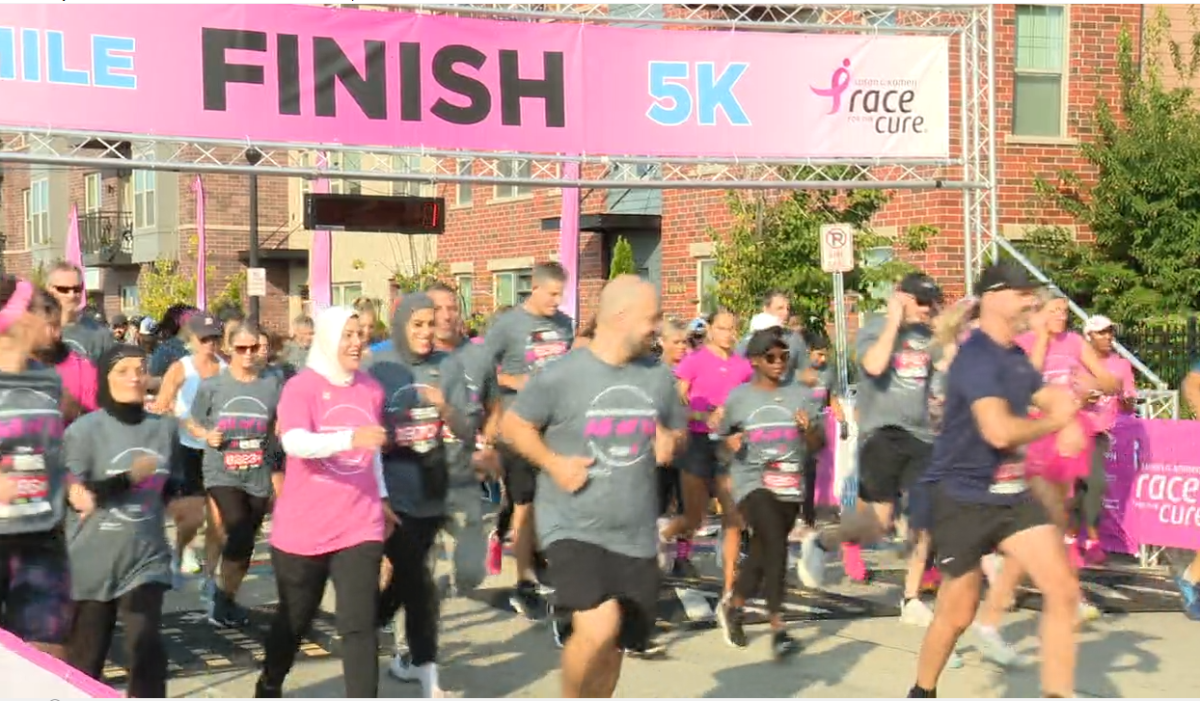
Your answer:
[331,282,364,307]
[1014,5,1067,138]
[455,274,474,317]
[23,179,49,247]
[330,152,362,195]
[390,154,430,197]
[493,160,533,199]
[120,285,140,312]
[493,269,532,307]
[698,259,718,316]
[84,173,102,213]
[133,169,156,228]
[455,160,473,207]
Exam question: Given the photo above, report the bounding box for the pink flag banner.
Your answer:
[558,160,581,321]
[0,628,119,698]
[64,204,85,309]
[192,176,208,309]
[0,5,950,160]
[308,152,332,311]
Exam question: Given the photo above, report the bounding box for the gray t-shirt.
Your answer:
[854,315,936,443]
[64,411,179,601]
[482,306,574,408]
[443,342,500,486]
[366,350,471,518]
[511,350,686,559]
[0,366,67,536]
[720,382,825,504]
[189,370,283,498]
[736,328,808,382]
[62,316,116,364]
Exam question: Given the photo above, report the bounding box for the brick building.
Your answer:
[0,4,1161,329]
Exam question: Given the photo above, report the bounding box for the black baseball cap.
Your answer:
[187,313,222,340]
[898,272,943,307]
[745,327,789,358]
[111,314,128,328]
[975,262,1042,294]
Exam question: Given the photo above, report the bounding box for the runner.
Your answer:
[63,344,178,697]
[33,293,97,423]
[0,276,72,661]
[660,309,751,584]
[147,305,198,385]
[656,319,689,526]
[906,263,1081,699]
[735,290,807,383]
[482,262,574,618]
[280,315,314,374]
[715,326,822,658]
[185,322,283,627]
[368,293,472,697]
[256,305,392,699]
[501,275,685,698]
[44,261,115,363]
[799,334,842,531]
[153,313,226,583]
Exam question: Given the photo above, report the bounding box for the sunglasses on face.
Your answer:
[762,351,790,365]
[234,344,261,355]
[53,285,83,294]
[197,336,219,344]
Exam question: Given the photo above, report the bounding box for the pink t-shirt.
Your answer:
[1015,331,1085,391]
[55,351,97,418]
[1087,354,1135,434]
[270,368,387,557]
[674,346,753,433]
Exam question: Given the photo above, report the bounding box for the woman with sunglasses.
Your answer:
[153,313,226,583]
[64,345,180,697]
[715,327,821,658]
[0,276,73,661]
[184,323,283,627]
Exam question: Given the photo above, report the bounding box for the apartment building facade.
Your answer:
[0,4,1156,328]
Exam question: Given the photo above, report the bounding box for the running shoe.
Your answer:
[509,580,543,620]
[919,567,942,593]
[208,592,250,629]
[624,639,667,659]
[841,542,869,582]
[1082,539,1107,567]
[1175,576,1200,621]
[797,533,826,589]
[1077,600,1102,625]
[716,598,748,648]
[180,547,202,575]
[771,630,801,660]
[900,598,934,628]
[486,529,503,576]
[970,624,1029,668]
[1064,536,1085,570]
[253,677,282,698]
[387,652,419,682]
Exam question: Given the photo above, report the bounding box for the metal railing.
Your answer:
[79,211,133,256]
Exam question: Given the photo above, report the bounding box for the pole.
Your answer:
[831,271,850,395]
[246,149,263,323]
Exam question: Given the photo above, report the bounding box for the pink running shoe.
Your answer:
[920,567,942,593]
[1065,536,1085,571]
[842,542,869,582]
[487,530,503,576]
[1083,539,1107,566]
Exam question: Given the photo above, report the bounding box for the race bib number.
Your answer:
[763,460,802,501]
[395,406,443,454]
[529,341,569,372]
[0,454,51,519]
[989,458,1028,496]
[223,438,264,471]
[893,350,929,380]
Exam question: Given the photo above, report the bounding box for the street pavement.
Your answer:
[142,528,1199,699]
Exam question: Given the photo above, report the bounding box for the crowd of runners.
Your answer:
[1,257,1199,698]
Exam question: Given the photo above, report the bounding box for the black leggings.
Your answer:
[1073,432,1111,533]
[658,466,682,517]
[261,542,383,697]
[68,584,167,699]
[802,456,819,527]
[735,489,800,615]
[207,486,270,564]
[378,516,443,666]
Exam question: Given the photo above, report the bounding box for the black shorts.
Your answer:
[857,427,932,504]
[680,434,727,481]
[546,539,659,651]
[0,529,73,645]
[179,446,206,497]
[929,484,1050,579]
[500,443,537,506]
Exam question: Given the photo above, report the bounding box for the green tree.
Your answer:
[392,260,447,293]
[710,168,920,328]
[209,270,246,317]
[608,236,637,278]
[138,259,196,321]
[1030,16,1200,325]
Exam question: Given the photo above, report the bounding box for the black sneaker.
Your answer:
[716,599,748,648]
[670,557,699,580]
[772,630,800,659]
[253,677,282,698]
[509,580,543,620]
[624,639,667,659]
[208,591,250,628]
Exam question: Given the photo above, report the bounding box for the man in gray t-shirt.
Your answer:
[45,264,116,363]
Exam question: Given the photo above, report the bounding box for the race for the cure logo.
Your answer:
[215,396,271,435]
[583,385,658,471]
[809,58,927,135]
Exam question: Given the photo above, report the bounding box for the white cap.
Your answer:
[139,317,158,335]
[1084,315,1114,335]
[749,312,783,332]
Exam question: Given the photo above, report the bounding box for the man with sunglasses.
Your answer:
[46,262,115,363]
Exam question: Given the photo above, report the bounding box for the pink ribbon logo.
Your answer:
[810,59,852,115]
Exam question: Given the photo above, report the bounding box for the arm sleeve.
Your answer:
[280,429,355,459]
[66,424,137,503]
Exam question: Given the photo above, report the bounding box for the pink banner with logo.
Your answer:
[0,5,949,159]
[308,152,332,311]
[1100,417,1200,555]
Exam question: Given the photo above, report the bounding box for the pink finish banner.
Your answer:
[0,5,950,159]
[1100,417,1200,555]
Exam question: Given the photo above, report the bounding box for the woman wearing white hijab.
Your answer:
[254,306,396,698]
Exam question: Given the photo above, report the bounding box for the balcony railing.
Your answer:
[79,211,133,266]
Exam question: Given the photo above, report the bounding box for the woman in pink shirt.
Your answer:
[256,306,396,699]
[33,292,97,424]
[660,309,752,592]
